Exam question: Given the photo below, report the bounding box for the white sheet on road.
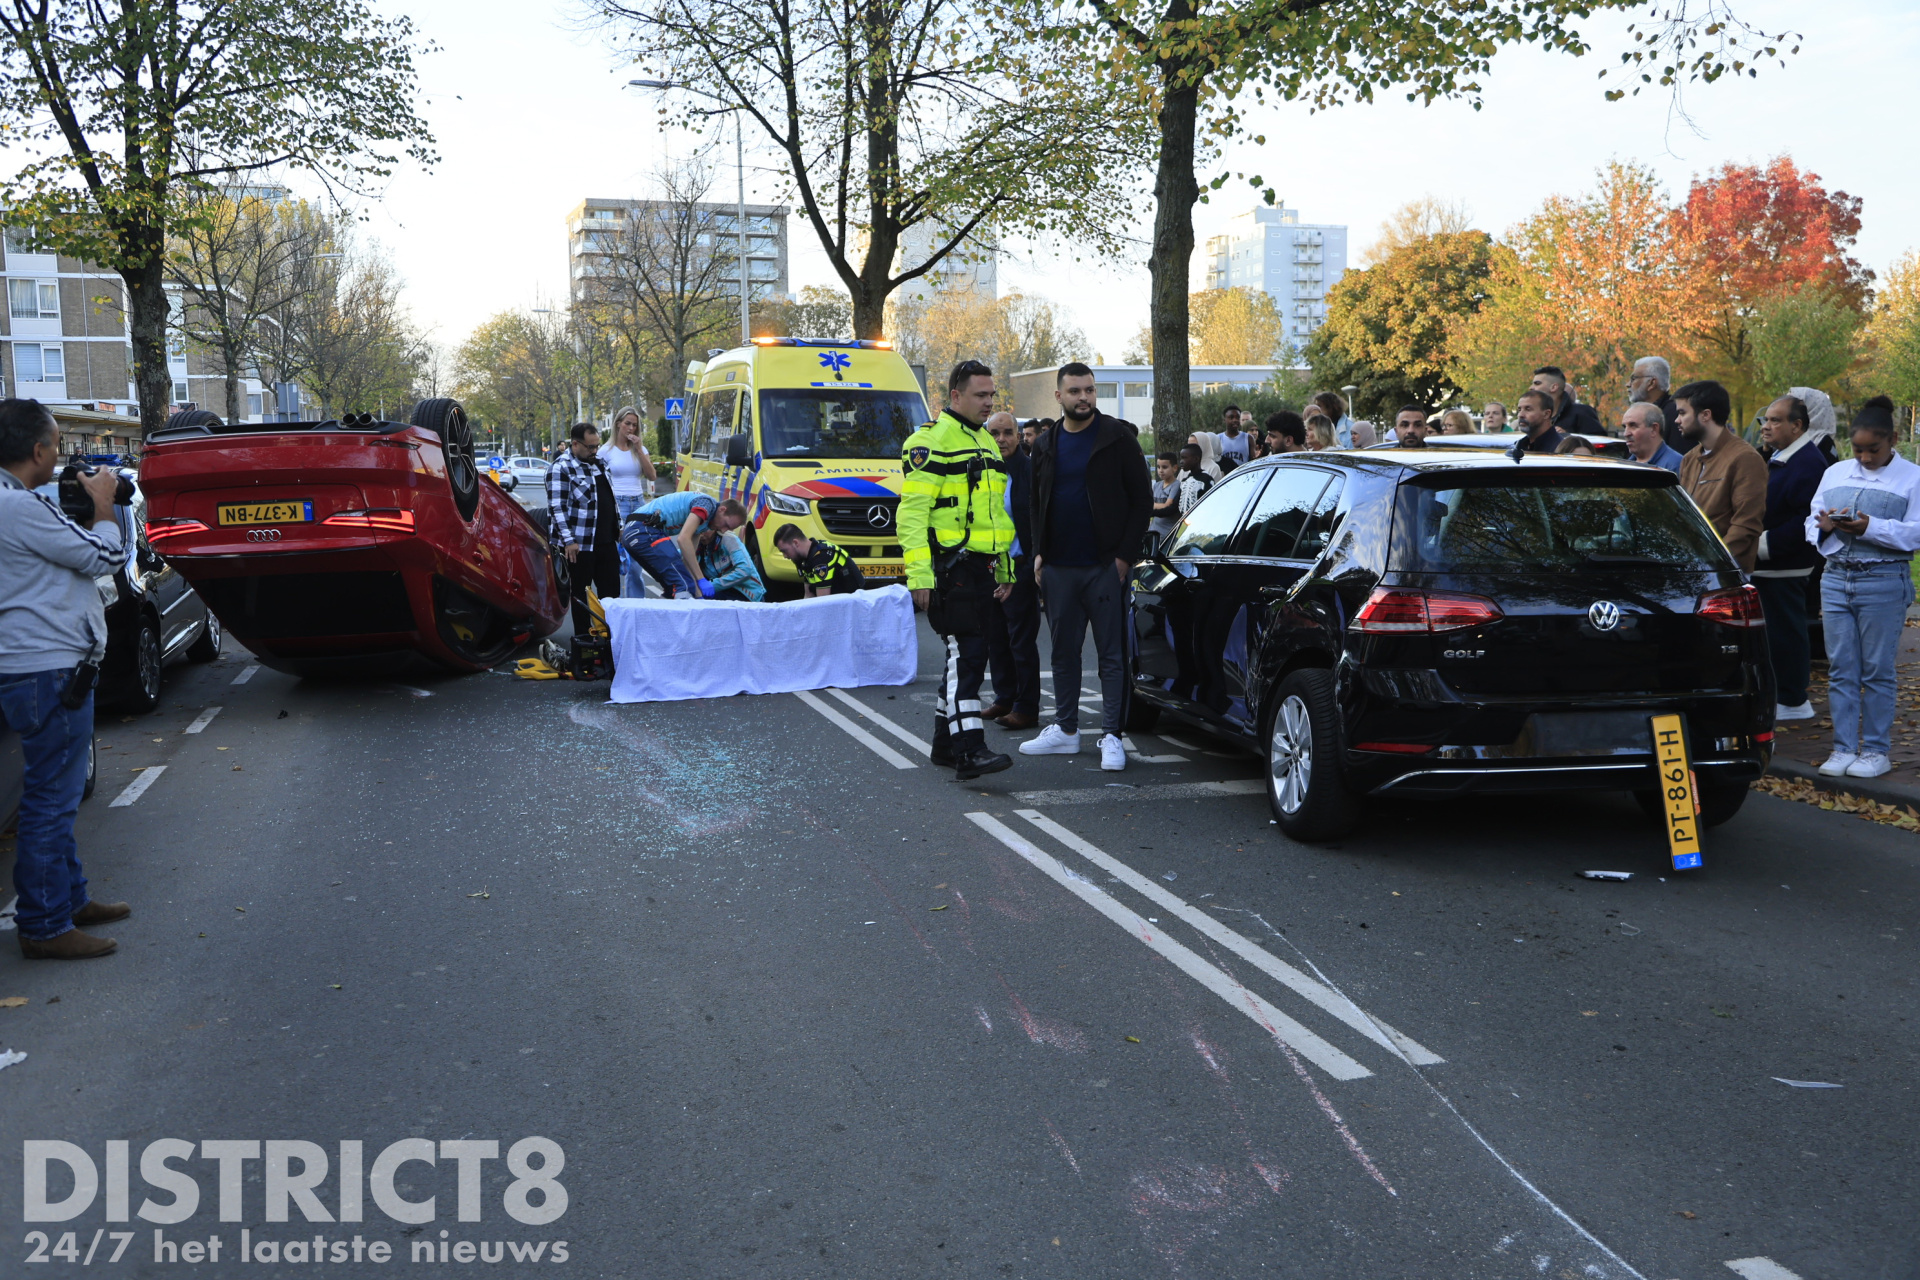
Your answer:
[604,585,918,703]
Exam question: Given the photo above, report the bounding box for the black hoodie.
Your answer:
[1028,413,1153,565]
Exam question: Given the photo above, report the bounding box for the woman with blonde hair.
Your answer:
[1440,408,1475,435]
[1304,415,1338,451]
[604,405,658,597]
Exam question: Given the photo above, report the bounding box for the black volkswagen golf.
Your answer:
[1128,450,1775,841]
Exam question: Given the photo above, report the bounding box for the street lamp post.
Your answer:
[629,79,751,347]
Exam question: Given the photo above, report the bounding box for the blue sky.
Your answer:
[121,1,1920,363]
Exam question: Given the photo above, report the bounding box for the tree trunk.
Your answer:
[122,248,171,440]
[1148,80,1201,456]
[223,324,244,422]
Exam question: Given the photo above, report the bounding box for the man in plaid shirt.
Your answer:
[546,422,619,633]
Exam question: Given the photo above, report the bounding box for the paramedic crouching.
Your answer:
[0,399,133,959]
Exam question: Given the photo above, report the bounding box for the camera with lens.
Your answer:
[58,463,135,522]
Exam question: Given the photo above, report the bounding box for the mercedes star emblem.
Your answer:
[866,504,892,529]
[1587,600,1621,631]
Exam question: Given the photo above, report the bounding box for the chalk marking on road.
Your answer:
[824,687,933,755]
[794,690,918,769]
[1214,908,1654,1279]
[108,765,166,808]
[964,812,1370,1081]
[1011,778,1263,805]
[1015,809,1443,1065]
[183,706,222,734]
[1725,1260,1804,1280]
[230,665,259,685]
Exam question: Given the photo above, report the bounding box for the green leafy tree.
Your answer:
[1052,0,1795,448]
[1189,287,1286,365]
[1302,323,1423,425]
[1747,285,1863,400]
[594,0,1149,337]
[0,0,435,435]
[1317,229,1496,409]
[1867,251,1920,412]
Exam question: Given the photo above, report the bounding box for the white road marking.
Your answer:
[231,665,260,685]
[1726,1260,1804,1280]
[824,687,932,755]
[183,706,222,734]
[1121,734,1187,764]
[1011,778,1264,805]
[965,812,1371,1080]
[394,685,433,698]
[1016,809,1444,1065]
[794,690,918,770]
[108,765,167,807]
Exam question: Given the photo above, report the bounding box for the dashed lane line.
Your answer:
[1010,778,1264,805]
[183,706,222,734]
[1016,809,1443,1065]
[108,765,167,808]
[230,665,260,685]
[965,811,1371,1080]
[1726,1260,1804,1280]
[824,687,932,755]
[793,690,918,770]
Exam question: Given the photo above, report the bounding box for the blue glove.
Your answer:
[696,578,716,600]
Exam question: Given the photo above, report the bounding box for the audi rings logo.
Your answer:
[246,528,282,542]
[866,504,892,529]
[1587,600,1621,631]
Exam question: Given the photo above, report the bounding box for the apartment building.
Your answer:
[1202,205,1349,352]
[893,221,998,302]
[4,222,302,436]
[567,197,790,305]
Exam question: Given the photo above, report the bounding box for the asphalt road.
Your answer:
[1,621,1915,1280]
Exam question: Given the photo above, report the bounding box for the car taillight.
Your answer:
[323,508,416,533]
[145,518,207,542]
[1698,584,1763,628]
[1353,588,1503,634]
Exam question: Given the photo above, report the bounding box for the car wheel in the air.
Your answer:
[185,607,221,662]
[124,614,163,713]
[1265,667,1358,842]
[411,397,480,522]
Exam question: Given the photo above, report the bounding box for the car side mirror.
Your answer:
[1141,531,1162,561]
[724,432,753,469]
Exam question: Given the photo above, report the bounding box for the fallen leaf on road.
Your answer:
[1124,1035,1140,1043]
[930,904,948,911]
[466,890,490,899]
[933,883,947,890]
[216,747,229,751]
[1675,1210,1696,1219]
[1581,1010,1597,1016]
[233,907,245,913]
[1751,776,1920,831]
[0,997,27,1009]
[329,984,342,990]
[231,765,243,771]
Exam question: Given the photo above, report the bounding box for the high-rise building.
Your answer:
[892,221,997,302]
[567,197,790,305]
[1202,205,1348,353]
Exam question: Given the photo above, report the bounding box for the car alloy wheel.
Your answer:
[128,616,163,712]
[1269,694,1313,815]
[187,607,221,662]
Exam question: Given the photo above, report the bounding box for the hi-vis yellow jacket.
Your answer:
[897,410,1015,590]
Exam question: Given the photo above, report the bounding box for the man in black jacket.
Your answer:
[1532,365,1603,437]
[1021,362,1153,771]
[981,412,1041,729]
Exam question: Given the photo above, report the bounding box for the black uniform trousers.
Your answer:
[571,477,623,635]
[985,553,1041,716]
[930,553,997,754]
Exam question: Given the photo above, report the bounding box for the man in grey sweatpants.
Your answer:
[1020,363,1153,771]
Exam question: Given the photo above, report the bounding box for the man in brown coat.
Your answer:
[1675,379,1768,570]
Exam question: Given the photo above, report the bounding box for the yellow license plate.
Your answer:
[217,501,314,526]
[1650,713,1702,870]
[862,561,904,577]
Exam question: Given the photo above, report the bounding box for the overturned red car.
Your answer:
[136,400,564,677]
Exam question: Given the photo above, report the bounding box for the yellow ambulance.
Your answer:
[676,337,931,589]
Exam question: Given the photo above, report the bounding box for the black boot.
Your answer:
[931,731,955,768]
[953,746,1012,781]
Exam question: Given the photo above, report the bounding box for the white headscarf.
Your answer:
[1186,432,1225,479]
[1787,387,1836,450]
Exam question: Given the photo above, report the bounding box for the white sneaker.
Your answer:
[1845,753,1891,779]
[1819,751,1858,776]
[1099,734,1127,772]
[1019,724,1081,755]
[1776,702,1816,721]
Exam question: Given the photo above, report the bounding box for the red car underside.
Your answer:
[137,424,563,676]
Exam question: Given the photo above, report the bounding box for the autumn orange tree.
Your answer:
[1670,156,1872,419]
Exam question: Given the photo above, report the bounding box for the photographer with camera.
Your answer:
[0,399,132,959]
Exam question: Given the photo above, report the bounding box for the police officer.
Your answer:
[899,360,1016,780]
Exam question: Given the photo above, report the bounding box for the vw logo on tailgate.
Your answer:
[866,504,892,529]
[1587,600,1621,631]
